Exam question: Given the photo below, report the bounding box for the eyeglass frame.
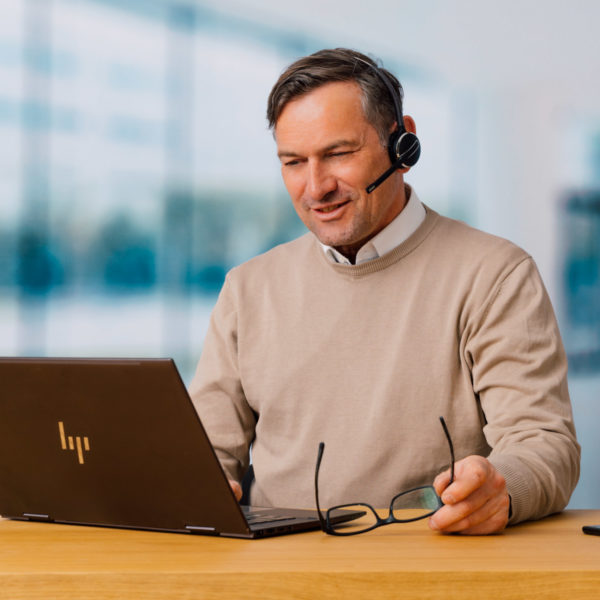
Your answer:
[314,416,455,536]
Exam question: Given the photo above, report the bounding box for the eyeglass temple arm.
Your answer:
[438,416,455,484]
[314,442,328,529]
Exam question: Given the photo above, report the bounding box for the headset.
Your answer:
[357,59,421,194]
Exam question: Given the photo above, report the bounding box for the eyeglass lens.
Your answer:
[327,486,443,534]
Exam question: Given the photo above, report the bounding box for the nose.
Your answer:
[306,160,337,202]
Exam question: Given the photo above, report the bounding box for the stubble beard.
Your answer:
[302,190,368,250]
[311,212,372,256]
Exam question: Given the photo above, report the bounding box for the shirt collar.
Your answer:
[321,187,426,265]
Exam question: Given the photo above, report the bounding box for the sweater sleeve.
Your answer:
[464,257,580,524]
[188,272,256,483]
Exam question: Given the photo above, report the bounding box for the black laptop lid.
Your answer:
[0,358,250,535]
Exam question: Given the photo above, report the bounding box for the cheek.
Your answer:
[281,171,305,202]
[337,159,378,192]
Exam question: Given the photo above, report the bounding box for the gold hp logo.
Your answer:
[58,422,90,464]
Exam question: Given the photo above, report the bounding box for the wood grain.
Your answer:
[1,510,599,599]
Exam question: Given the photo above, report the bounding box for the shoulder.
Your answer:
[414,208,538,306]
[426,208,531,270]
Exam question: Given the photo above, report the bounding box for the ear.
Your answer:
[403,115,416,134]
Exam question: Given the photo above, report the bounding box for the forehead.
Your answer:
[274,81,371,151]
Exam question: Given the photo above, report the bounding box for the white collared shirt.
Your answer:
[321,187,426,265]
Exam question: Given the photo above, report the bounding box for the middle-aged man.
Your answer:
[189,48,580,535]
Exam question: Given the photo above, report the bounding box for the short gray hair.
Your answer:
[266,48,403,146]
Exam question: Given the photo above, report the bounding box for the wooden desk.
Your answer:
[1,510,599,599]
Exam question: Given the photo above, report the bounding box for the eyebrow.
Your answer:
[277,139,360,159]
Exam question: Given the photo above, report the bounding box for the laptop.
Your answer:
[0,357,362,538]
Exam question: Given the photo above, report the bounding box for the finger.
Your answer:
[433,468,452,496]
[433,492,510,535]
[433,481,493,526]
[430,475,509,533]
[439,457,492,504]
[459,508,509,535]
[429,461,508,533]
[229,479,243,502]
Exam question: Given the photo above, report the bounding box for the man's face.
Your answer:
[274,81,406,257]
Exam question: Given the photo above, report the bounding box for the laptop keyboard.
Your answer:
[243,508,297,525]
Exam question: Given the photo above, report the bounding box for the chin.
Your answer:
[315,235,345,248]
[310,226,351,248]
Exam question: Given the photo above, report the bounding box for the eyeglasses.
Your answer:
[314,416,455,535]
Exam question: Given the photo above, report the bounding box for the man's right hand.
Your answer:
[229,479,242,502]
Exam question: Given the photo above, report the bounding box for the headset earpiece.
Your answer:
[389,130,421,168]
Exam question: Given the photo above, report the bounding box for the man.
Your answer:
[189,48,580,535]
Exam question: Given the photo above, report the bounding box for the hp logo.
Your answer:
[58,421,90,464]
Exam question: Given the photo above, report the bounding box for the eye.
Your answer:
[327,150,353,159]
[282,157,304,167]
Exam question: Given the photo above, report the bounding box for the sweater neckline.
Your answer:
[313,206,440,278]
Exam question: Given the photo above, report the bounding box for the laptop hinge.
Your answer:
[23,513,53,522]
[185,525,218,535]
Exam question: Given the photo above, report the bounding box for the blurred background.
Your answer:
[1,0,598,507]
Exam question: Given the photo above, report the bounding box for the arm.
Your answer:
[432,257,580,533]
[188,273,257,489]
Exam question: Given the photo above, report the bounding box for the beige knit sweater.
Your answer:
[189,207,580,524]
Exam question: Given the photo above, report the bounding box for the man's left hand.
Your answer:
[428,455,510,535]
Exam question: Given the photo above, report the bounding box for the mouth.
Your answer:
[313,199,350,215]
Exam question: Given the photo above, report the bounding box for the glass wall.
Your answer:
[0,0,462,382]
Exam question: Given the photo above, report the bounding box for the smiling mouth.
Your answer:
[315,200,350,213]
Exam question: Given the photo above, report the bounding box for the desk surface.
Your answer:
[1,509,599,599]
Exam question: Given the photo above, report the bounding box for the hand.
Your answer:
[229,479,242,502]
[428,455,510,535]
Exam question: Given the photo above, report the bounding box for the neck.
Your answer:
[334,245,359,265]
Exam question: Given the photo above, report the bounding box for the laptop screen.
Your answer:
[0,358,250,535]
